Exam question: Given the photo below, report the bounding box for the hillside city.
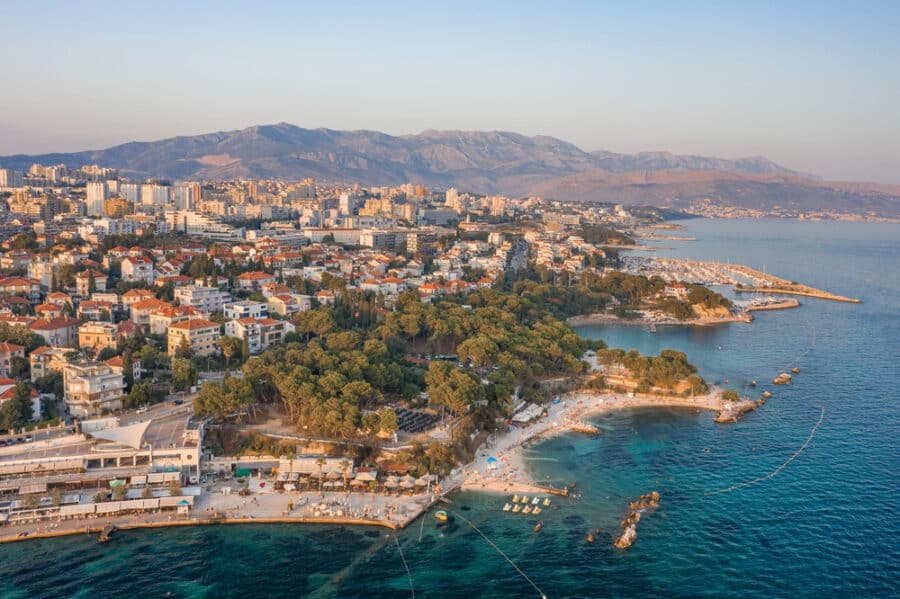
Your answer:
[0,163,726,528]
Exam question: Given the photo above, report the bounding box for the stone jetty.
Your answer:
[614,491,660,549]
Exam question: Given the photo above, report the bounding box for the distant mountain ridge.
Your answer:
[2,122,898,217]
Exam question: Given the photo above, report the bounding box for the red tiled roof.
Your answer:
[169,318,219,331]
[29,317,78,331]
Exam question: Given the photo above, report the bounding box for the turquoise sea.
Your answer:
[1,218,898,598]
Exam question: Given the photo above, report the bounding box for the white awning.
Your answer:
[89,420,151,450]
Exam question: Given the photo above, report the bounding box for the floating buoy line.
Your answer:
[393,532,416,599]
[453,510,548,599]
[706,406,825,496]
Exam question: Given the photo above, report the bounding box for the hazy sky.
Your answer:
[2,1,899,182]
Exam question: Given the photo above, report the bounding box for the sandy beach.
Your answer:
[460,390,724,494]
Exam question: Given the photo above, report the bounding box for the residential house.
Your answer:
[224,317,293,354]
[46,291,73,307]
[167,319,221,357]
[236,271,276,291]
[129,298,171,327]
[62,360,125,418]
[0,378,40,422]
[121,256,155,284]
[0,277,42,303]
[77,300,115,321]
[222,300,268,320]
[75,270,108,297]
[0,342,25,378]
[29,317,79,347]
[260,282,292,298]
[30,346,75,382]
[174,285,232,313]
[77,321,120,354]
[149,305,205,336]
[103,355,142,383]
[121,288,156,311]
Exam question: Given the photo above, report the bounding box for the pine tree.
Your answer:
[87,270,97,294]
[50,271,58,293]
[241,336,250,362]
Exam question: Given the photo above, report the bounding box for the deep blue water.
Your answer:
[1,219,898,598]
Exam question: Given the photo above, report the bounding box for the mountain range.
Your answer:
[2,123,898,218]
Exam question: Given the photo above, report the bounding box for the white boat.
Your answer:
[532,497,540,505]
[502,503,512,512]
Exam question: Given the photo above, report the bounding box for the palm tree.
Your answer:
[315,457,326,494]
[340,459,351,495]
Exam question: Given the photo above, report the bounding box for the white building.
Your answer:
[121,256,155,284]
[86,181,108,216]
[63,360,126,418]
[0,168,24,188]
[120,183,140,204]
[141,184,169,206]
[222,300,268,320]
[174,285,232,313]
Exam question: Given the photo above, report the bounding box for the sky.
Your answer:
[2,1,899,182]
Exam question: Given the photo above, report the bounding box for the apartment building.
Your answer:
[167,319,221,357]
[63,360,126,418]
[174,285,232,313]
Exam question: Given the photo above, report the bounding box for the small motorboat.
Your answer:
[586,533,594,543]
[750,380,757,387]
[502,503,512,512]
[791,367,801,374]
[531,497,540,505]
[512,495,519,503]
[512,504,521,513]
[534,521,543,533]
[543,498,551,506]
[435,510,448,522]
[523,506,532,514]
[532,507,542,515]
[521,496,529,504]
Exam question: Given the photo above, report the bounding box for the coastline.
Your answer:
[566,297,800,328]
[0,390,743,546]
[459,390,726,495]
[566,312,753,328]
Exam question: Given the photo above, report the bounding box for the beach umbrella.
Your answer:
[355,471,377,482]
[384,480,399,489]
[400,474,416,485]
[350,479,366,487]
[326,470,341,480]
[414,478,427,487]
[399,480,414,489]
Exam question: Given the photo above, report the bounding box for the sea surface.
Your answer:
[2,218,898,598]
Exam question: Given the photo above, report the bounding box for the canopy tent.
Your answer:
[89,420,151,450]
[354,471,377,482]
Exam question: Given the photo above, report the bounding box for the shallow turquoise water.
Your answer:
[1,219,898,598]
